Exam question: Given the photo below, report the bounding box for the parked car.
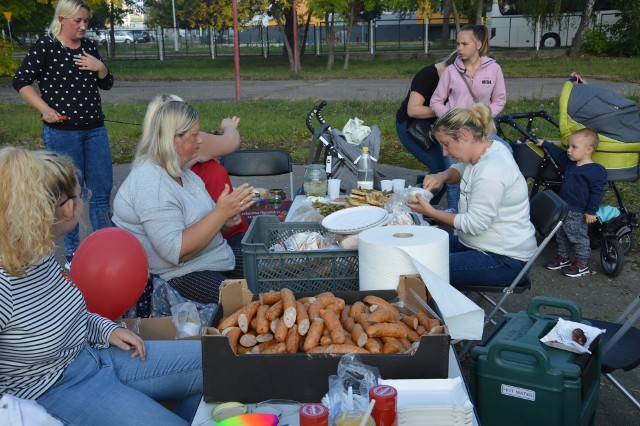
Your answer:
[87,29,107,45]
[114,30,134,44]
[131,30,151,43]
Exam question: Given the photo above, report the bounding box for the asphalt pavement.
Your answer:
[1,77,639,104]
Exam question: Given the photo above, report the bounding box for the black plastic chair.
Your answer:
[456,190,569,357]
[585,293,640,410]
[220,149,294,196]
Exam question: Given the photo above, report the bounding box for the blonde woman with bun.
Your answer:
[407,103,536,288]
[0,147,202,425]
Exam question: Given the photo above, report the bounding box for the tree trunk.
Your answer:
[326,12,335,71]
[452,0,461,31]
[301,11,312,56]
[441,0,451,47]
[343,3,356,70]
[273,11,295,72]
[569,0,596,57]
[109,2,115,60]
[476,0,485,25]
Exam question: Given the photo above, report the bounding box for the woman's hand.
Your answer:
[535,138,545,147]
[406,194,438,216]
[41,108,65,123]
[422,173,445,193]
[220,116,240,130]
[222,214,242,233]
[216,183,255,219]
[109,327,146,360]
[74,50,108,77]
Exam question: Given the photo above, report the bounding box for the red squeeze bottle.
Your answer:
[299,403,329,426]
[369,385,398,426]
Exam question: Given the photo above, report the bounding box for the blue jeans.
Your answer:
[396,120,460,209]
[37,342,203,425]
[42,125,113,254]
[448,235,528,288]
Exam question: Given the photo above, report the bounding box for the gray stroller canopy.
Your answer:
[567,84,640,143]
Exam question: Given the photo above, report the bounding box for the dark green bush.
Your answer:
[582,26,612,55]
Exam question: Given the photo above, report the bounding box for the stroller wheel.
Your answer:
[617,230,634,254]
[600,239,624,278]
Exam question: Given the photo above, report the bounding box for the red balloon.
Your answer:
[71,228,149,320]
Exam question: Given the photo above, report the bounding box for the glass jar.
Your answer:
[268,189,283,204]
[303,164,328,197]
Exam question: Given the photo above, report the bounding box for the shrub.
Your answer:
[582,26,612,55]
[0,39,19,77]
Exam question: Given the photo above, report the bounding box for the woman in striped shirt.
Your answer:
[0,147,202,425]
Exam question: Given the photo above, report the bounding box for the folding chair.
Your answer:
[584,293,640,410]
[220,149,294,196]
[456,190,569,357]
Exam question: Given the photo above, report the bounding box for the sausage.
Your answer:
[363,295,400,316]
[259,290,281,305]
[320,309,346,344]
[365,322,408,339]
[296,301,310,335]
[281,288,297,328]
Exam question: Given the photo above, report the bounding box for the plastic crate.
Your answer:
[241,215,359,293]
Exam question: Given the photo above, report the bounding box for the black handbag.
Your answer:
[407,118,436,151]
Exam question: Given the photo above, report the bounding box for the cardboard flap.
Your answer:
[219,279,254,317]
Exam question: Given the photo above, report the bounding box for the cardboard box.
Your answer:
[202,275,450,403]
[120,313,220,341]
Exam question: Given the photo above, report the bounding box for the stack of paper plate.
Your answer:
[378,377,474,426]
[321,205,390,234]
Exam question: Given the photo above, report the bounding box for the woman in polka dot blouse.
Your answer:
[12,0,114,267]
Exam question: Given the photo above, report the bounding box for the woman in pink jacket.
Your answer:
[430,25,506,118]
[429,24,507,211]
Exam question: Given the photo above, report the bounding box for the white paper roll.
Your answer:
[358,226,449,291]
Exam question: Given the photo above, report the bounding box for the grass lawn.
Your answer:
[1,53,639,213]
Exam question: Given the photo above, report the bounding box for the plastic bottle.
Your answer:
[357,146,374,190]
[369,385,398,426]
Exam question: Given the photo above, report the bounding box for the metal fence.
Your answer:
[5,17,465,61]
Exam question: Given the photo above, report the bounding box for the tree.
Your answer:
[569,0,595,57]
[608,0,640,56]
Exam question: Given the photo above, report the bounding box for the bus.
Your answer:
[486,0,620,48]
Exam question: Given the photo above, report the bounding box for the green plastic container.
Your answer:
[241,215,359,293]
[470,297,601,426]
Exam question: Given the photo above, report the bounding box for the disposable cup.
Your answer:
[392,179,406,193]
[380,180,393,192]
[328,179,341,200]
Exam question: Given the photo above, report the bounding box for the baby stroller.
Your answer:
[305,100,383,193]
[494,78,640,277]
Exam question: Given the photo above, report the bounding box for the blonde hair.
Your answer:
[49,0,91,44]
[459,24,490,56]
[433,103,496,142]
[135,100,199,178]
[572,128,600,151]
[443,50,458,66]
[0,148,77,276]
[141,94,184,142]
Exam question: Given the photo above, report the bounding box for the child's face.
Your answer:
[566,135,594,163]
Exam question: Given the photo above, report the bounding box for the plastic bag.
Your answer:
[269,231,340,252]
[321,354,381,425]
[150,276,218,332]
[171,302,204,338]
[342,117,371,145]
[286,204,325,223]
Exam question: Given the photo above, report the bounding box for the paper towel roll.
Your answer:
[358,226,449,291]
